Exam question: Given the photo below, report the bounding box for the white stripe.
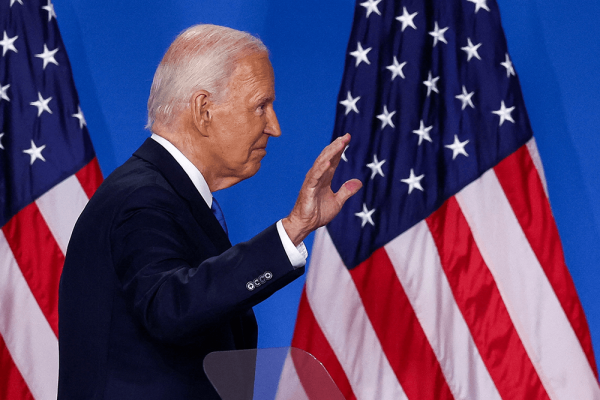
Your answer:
[306,228,408,400]
[456,169,600,400]
[35,174,89,255]
[275,350,310,400]
[276,348,345,400]
[0,232,58,400]
[525,138,548,197]
[385,222,503,400]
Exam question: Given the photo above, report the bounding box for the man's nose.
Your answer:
[265,106,281,137]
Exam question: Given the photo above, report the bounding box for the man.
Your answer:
[58,24,361,399]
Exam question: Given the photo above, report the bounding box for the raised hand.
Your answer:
[282,133,362,246]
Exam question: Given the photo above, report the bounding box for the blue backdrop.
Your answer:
[53,0,600,367]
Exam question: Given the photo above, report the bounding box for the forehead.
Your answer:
[226,53,275,100]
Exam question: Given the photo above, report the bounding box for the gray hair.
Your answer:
[146,24,268,130]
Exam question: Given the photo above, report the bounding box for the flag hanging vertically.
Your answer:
[0,0,103,399]
[291,0,600,399]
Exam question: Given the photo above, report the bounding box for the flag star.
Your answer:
[492,101,515,126]
[366,154,386,179]
[401,169,425,194]
[10,0,23,7]
[72,105,87,129]
[340,91,360,115]
[23,140,47,165]
[501,53,516,77]
[341,145,349,162]
[423,71,440,96]
[30,92,53,116]
[42,0,57,21]
[461,38,482,62]
[0,31,18,56]
[412,120,433,145]
[386,56,407,81]
[455,85,475,110]
[0,83,10,102]
[360,0,381,18]
[445,135,470,159]
[467,0,490,13]
[429,22,449,47]
[0,133,4,150]
[350,42,372,67]
[376,105,396,129]
[35,44,59,69]
[396,7,418,31]
[355,203,375,227]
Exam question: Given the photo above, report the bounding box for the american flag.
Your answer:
[0,0,102,398]
[290,0,600,398]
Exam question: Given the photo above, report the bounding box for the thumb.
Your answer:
[335,179,363,206]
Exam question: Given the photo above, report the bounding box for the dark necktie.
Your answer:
[210,197,228,236]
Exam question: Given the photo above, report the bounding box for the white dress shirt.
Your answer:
[151,134,308,267]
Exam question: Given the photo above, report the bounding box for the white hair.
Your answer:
[146,24,268,130]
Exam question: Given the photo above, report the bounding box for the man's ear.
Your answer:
[191,90,211,136]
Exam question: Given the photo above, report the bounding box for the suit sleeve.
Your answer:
[110,185,304,344]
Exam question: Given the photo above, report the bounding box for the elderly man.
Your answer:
[57,24,361,399]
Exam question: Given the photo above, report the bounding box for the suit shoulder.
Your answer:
[102,156,172,194]
[78,156,187,227]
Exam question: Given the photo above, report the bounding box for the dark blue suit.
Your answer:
[58,138,304,399]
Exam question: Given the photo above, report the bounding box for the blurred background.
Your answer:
[53,0,600,367]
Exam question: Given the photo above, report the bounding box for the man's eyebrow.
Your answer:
[255,94,275,103]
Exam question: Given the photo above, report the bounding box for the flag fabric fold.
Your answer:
[0,1,102,398]
[291,0,599,398]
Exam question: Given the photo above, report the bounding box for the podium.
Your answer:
[204,347,344,400]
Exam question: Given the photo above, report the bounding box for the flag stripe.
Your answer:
[275,352,310,400]
[0,337,34,400]
[75,157,103,199]
[292,289,357,400]
[289,345,347,399]
[494,143,599,378]
[426,196,550,400]
[0,232,59,400]
[384,222,502,400]
[350,248,454,400]
[455,167,600,399]
[525,139,548,197]
[2,203,64,336]
[306,228,408,400]
[35,174,90,255]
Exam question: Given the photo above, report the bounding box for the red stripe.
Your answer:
[2,203,64,337]
[350,248,454,400]
[0,335,34,400]
[75,157,103,199]
[427,197,550,399]
[494,145,599,377]
[292,289,356,400]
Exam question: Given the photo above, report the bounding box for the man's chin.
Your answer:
[238,160,262,182]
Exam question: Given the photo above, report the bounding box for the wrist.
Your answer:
[282,216,311,247]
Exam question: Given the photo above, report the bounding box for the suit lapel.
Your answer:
[133,138,232,252]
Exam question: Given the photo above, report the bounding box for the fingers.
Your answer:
[335,178,363,205]
[316,134,350,167]
[308,134,352,184]
[328,133,350,171]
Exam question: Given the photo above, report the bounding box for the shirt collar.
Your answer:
[150,133,212,208]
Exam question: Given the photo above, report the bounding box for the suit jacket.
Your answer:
[58,138,304,399]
